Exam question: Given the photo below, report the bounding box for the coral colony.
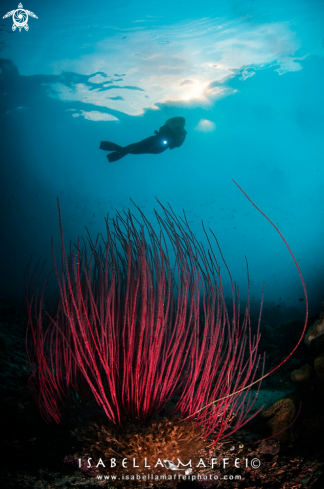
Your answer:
[25,183,307,453]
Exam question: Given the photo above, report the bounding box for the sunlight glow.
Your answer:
[47,17,302,117]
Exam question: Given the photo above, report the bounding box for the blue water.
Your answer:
[1,0,323,318]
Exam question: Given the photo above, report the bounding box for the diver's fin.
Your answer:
[107,152,125,163]
[100,141,123,151]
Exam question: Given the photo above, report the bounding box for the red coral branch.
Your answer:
[25,195,287,443]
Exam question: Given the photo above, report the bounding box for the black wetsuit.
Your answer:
[100,117,187,162]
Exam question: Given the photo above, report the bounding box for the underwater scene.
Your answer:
[1,0,324,487]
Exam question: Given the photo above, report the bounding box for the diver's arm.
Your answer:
[156,125,187,149]
[168,130,187,149]
[156,125,173,138]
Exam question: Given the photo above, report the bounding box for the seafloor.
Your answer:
[1,299,324,489]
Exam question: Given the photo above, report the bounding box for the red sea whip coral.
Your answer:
[25,184,308,446]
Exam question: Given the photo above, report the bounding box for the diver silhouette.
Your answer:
[100,117,187,162]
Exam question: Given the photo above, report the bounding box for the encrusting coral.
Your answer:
[304,302,324,348]
[259,303,324,446]
[73,417,207,486]
[291,363,314,383]
[259,398,296,443]
[314,355,324,379]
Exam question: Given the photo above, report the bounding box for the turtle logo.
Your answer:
[3,3,38,32]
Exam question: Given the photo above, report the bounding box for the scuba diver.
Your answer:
[100,117,187,162]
